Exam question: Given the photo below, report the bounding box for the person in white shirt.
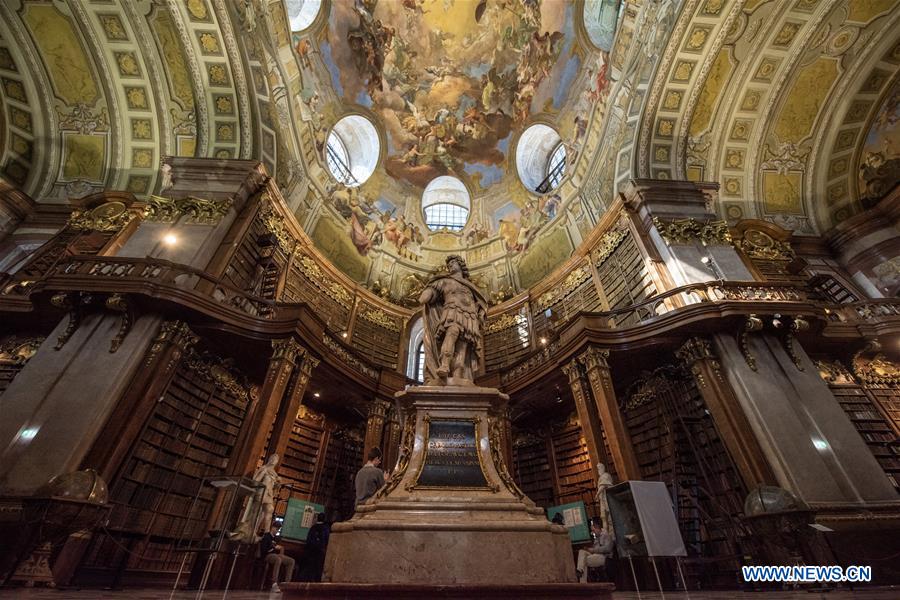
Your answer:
[576,517,614,583]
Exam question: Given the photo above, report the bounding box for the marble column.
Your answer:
[0,310,161,494]
[676,337,776,490]
[363,398,392,462]
[578,346,642,480]
[230,338,316,475]
[713,329,898,506]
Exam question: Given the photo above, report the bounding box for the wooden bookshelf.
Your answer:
[831,385,900,492]
[595,231,656,327]
[85,352,252,575]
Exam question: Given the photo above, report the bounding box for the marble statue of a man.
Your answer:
[418,255,488,385]
[230,454,280,543]
[596,462,614,535]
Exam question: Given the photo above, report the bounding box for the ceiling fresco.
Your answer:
[323,0,580,191]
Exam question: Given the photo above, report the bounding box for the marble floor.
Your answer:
[0,588,898,600]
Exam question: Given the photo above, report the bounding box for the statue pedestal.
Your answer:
[321,385,575,585]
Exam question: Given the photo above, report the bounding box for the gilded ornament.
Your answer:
[485,312,524,334]
[815,359,855,385]
[489,417,525,499]
[738,314,764,371]
[144,195,232,224]
[184,350,252,400]
[322,333,378,378]
[536,267,590,310]
[378,412,415,498]
[593,229,627,267]
[360,307,400,333]
[737,229,795,260]
[652,217,732,246]
[68,201,136,232]
[852,342,900,385]
[146,320,198,366]
[104,293,132,353]
[259,204,298,253]
[0,336,45,365]
[295,254,353,307]
[675,337,714,366]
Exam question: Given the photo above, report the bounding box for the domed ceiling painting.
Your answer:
[323,0,579,191]
[286,0,624,302]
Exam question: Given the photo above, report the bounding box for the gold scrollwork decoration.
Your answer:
[146,320,198,366]
[0,336,45,365]
[737,229,795,260]
[360,307,401,333]
[489,417,525,499]
[68,201,137,232]
[259,203,298,253]
[322,333,378,378]
[652,217,732,246]
[295,255,353,307]
[592,229,627,267]
[105,293,132,353]
[184,350,253,401]
[815,359,856,385]
[378,412,416,498]
[144,195,233,224]
[738,314,763,371]
[536,266,591,310]
[852,341,900,385]
[485,311,524,334]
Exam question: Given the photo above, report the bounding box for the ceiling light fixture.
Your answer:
[163,233,178,246]
[313,392,321,398]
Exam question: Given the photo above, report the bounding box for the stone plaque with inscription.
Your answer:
[414,419,489,489]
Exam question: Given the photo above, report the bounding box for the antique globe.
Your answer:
[34,468,108,505]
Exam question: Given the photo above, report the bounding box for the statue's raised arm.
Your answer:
[419,255,487,386]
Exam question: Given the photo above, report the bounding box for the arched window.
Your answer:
[326,115,380,187]
[422,176,470,232]
[406,316,425,381]
[285,0,322,32]
[516,124,566,194]
[414,341,425,383]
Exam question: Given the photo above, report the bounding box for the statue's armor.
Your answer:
[434,276,482,349]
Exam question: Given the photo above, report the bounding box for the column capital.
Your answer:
[146,320,198,366]
[579,346,610,371]
[675,337,715,367]
[368,398,392,419]
[561,358,581,382]
[270,337,307,363]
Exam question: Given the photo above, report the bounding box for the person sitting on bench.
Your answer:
[576,517,614,583]
[260,524,295,592]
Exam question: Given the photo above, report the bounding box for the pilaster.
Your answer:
[561,357,607,477]
[363,398,392,462]
[265,339,319,461]
[577,346,642,480]
[230,337,317,475]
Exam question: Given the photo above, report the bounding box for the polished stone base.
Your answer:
[323,385,577,585]
[282,582,614,599]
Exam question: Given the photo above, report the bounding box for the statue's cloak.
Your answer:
[421,273,488,384]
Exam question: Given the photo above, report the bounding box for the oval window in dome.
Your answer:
[326,115,380,187]
[422,176,470,232]
[285,0,322,32]
[516,124,566,194]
